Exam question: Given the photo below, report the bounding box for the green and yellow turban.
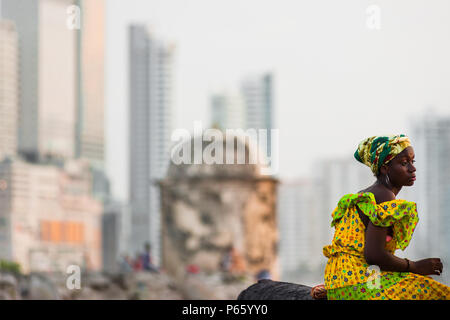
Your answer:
[354,134,412,176]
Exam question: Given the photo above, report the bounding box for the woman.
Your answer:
[322,134,450,300]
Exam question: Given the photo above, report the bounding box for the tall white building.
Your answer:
[2,1,111,272]
[2,0,77,162]
[277,179,322,280]
[241,73,274,155]
[75,0,105,168]
[73,0,110,206]
[0,19,18,160]
[102,200,131,273]
[407,113,450,285]
[241,73,273,131]
[210,90,246,130]
[210,73,274,167]
[129,25,174,264]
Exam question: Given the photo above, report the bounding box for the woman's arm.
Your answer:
[364,221,409,272]
[364,222,444,275]
[362,189,444,275]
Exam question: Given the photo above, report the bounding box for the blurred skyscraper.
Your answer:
[277,179,322,282]
[210,90,246,130]
[241,73,274,155]
[74,0,110,202]
[209,73,274,166]
[407,112,450,285]
[129,25,174,265]
[210,73,273,133]
[102,201,131,273]
[1,0,113,272]
[1,0,106,165]
[75,0,105,168]
[0,20,18,160]
[2,0,77,162]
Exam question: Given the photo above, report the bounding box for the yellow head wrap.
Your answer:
[354,134,411,175]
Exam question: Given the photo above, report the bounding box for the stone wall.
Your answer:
[0,271,254,300]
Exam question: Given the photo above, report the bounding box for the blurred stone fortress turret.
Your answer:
[159,133,279,280]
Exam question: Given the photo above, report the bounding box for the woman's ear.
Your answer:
[379,164,387,176]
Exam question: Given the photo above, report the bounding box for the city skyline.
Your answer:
[75,0,106,168]
[106,0,450,202]
[2,0,77,162]
[0,0,107,274]
[0,0,449,297]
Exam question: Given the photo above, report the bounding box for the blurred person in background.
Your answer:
[142,243,159,273]
[133,253,143,271]
[220,245,246,275]
[220,246,233,272]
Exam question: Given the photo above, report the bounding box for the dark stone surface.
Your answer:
[237,279,317,300]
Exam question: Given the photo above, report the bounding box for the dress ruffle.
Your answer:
[330,192,419,250]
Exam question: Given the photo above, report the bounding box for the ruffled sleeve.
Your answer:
[367,200,418,250]
[331,192,419,250]
[355,193,419,250]
[331,193,374,227]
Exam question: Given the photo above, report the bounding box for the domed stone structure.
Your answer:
[159,133,279,280]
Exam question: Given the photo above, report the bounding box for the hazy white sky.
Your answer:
[106,0,450,201]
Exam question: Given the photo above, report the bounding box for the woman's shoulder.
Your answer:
[357,187,395,205]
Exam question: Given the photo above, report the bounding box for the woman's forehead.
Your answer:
[396,146,415,158]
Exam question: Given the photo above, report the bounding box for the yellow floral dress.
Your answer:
[323,192,450,300]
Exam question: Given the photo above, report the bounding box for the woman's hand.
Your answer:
[410,258,443,276]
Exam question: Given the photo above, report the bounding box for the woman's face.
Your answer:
[386,146,416,187]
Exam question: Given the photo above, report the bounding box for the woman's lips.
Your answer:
[409,176,416,181]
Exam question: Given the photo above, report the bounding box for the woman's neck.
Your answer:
[375,178,402,196]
